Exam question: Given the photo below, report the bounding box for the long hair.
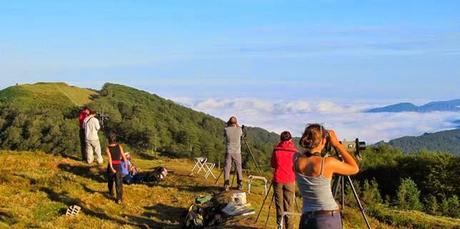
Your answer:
[226,116,238,127]
[299,124,327,150]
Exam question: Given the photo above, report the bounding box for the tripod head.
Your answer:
[340,138,366,160]
[241,125,248,139]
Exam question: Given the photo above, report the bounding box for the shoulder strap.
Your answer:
[319,157,325,176]
[85,116,94,125]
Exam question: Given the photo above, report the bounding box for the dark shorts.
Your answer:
[299,212,342,229]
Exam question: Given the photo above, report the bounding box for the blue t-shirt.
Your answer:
[120,161,129,176]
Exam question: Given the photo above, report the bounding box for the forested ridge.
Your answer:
[0,82,279,168]
[388,129,460,155]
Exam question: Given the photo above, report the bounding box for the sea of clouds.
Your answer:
[174,97,459,143]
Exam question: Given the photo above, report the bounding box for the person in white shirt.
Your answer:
[83,110,103,164]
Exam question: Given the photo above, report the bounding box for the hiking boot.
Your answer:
[237,181,243,190]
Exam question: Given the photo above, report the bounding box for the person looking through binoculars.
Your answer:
[295,124,359,229]
[223,116,244,191]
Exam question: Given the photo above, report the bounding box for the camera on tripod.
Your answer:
[340,139,366,160]
[241,125,247,137]
[96,113,110,129]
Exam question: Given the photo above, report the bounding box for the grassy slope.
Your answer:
[1,151,459,229]
[0,82,96,109]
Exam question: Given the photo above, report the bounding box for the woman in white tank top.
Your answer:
[295,124,359,229]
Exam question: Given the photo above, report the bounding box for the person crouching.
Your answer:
[271,131,298,229]
[106,133,128,204]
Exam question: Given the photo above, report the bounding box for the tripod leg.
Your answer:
[346,176,372,229]
[264,193,275,228]
[341,176,345,209]
[332,176,341,198]
[243,139,263,174]
[255,183,273,223]
[214,169,224,185]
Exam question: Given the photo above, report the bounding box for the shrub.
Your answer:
[447,195,460,218]
[362,179,382,205]
[423,194,438,215]
[397,178,423,211]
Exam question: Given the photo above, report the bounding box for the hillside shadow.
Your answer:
[41,187,173,228]
[223,225,259,229]
[80,183,113,200]
[40,187,138,226]
[135,203,184,227]
[0,211,16,225]
[156,183,222,194]
[121,214,176,229]
[58,152,81,161]
[58,163,106,183]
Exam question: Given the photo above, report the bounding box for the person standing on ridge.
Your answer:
[223,116,244,191]
[106,133,128,204]
[83,110,103,165]
[271,131,298,229]
[78,107,90,162]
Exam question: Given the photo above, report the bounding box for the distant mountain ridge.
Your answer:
[367,99,460,113]
[388,129,460,155]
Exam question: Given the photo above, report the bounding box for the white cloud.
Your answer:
[173,97,460,143]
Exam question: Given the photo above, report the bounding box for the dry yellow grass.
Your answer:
[0,151,456,229]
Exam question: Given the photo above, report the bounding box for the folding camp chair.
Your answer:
[247,175,268,195]
[190,157,207,175]
[204,162,216,179]
[191,157,216,179]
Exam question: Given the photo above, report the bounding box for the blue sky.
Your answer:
[1,0,460,141]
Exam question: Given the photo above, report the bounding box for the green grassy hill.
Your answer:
[0,82,279,166]
[0,82,96,111]
[4,151,459,229]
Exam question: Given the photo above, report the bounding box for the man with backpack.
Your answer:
[83,110,103,165]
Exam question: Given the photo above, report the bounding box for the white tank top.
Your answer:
[295,155,338,212]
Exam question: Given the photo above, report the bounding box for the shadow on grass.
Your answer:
[40,187,131,224]
[58,152,81,161]
[143,204,186,223]
[157,183,222,194]
[40,187,175,228]
[122,214,179,229]
[40,187,174,228]
[0,211,16,225]
[224,225,260,229]
[80,183,113,200]
[58,163,106,183]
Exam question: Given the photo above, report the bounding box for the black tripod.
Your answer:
[331,145,372,229]
[332,175,371,229]
[254,182,301,227]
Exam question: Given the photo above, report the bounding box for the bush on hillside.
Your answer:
[396,178,423,211]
